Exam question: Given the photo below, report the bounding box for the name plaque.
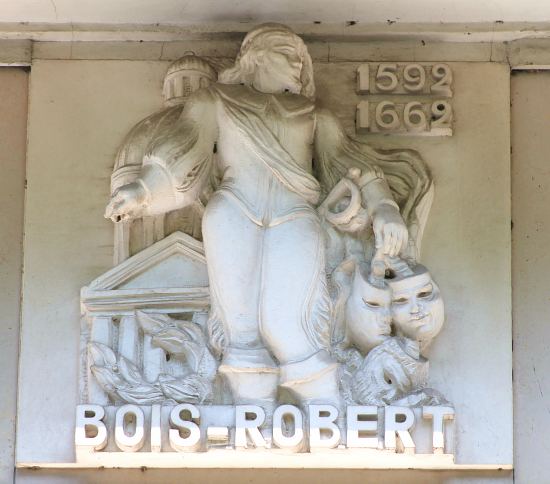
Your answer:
[75,403,455,464]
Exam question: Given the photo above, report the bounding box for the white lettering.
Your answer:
[169,403,201,451]
[75,404,108,451]
[150,404,162,452]
[272,405,304,451]
[423,405,455,454]
[384,406,415,454]
[235,405,267,449]
[346,405,378,448]
[309,404,341,449]
[74,404,455,455]
[114,404,145,452]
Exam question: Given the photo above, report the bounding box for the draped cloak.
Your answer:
[141,83,433,262]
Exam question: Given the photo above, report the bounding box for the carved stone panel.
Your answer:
[15,27,512,470]
[76,24,459,465]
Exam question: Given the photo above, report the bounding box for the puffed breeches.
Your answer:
[202,191,331,366]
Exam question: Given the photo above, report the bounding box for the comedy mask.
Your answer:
[388,263,444,352]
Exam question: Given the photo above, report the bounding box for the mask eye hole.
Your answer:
[392,297,408,304]
[417,284,434,299]
[362,298,380,308]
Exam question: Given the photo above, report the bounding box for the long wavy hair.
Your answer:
[219,23,316,100]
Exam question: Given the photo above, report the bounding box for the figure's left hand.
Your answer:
[372,204,408,257]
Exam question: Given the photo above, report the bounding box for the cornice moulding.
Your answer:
[1,21,550,43]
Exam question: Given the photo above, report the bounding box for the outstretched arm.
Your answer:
[314,108,408,257]
[105,88,218,222]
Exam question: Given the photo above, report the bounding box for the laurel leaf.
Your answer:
[175,319,205,343]
[116,384,165,405]
[88,342,117,367]
[196,349,218,380]
[158,373,213,404]
[136,310,174,335]
[151,328,203,371]
[171,321,206,370]
[117,356,144,386]
[150,327,188,355]
[90,365,126,394]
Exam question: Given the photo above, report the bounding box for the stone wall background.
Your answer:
[511,71,550,484]
[0,67,28,484]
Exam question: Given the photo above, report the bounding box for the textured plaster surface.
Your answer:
[511,71,550,484]
[0,67,27,484]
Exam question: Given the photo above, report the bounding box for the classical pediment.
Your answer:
[88,231,207,290]
[81,231,209,313]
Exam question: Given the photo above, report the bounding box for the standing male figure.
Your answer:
[105,23,411,411]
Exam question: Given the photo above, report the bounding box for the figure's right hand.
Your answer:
[104,182,147,222]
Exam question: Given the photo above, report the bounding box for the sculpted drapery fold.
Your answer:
[135,88,432,265]
[139,88,218,216]
[314,109,433,261]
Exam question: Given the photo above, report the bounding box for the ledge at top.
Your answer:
[1,21,550,43]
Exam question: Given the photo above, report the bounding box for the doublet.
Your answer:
[213,84,320,227]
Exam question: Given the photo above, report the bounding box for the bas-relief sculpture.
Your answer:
[80,23,450,454]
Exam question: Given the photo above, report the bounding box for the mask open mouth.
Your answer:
[410,314,429,325]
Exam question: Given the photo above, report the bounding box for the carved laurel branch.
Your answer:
[89,312,218,405]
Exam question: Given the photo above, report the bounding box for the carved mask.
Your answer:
[345,266,392,354]
[388,265,444,351]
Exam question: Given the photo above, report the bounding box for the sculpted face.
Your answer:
[251,37,303,95]
[345,267,392,354]
[388,266,444,350]
[218,24,315,99]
